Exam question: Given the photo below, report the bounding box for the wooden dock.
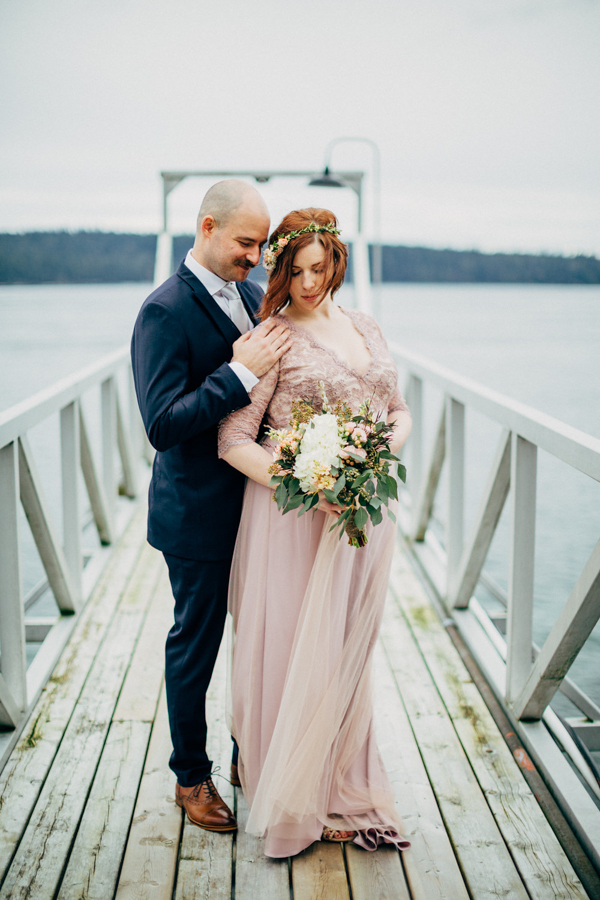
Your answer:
[0,505,592,900]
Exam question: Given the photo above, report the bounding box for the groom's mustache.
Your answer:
[236,259,255,270]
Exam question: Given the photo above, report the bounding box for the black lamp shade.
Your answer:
[308,167,348,188]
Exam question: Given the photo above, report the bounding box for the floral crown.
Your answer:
[262,221,341,273]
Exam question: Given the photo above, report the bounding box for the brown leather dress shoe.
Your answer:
[175,776,237,832]
[230,762,241,787]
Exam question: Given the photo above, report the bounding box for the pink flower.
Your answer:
[354,428,368,444]
[344,423,355,434]
[351,447,367,459]
[278,237,289,248]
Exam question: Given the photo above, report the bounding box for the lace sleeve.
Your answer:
[388,384,410,416]
[218,359,280,458]
[351,310,410,416]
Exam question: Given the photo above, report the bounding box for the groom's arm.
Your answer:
[132,301,251,453]
[131,300,291,453]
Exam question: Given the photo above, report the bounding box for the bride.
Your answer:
[218,208,412,858]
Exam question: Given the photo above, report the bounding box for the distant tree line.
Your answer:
[1,231,599,285]
[376,244,600,284]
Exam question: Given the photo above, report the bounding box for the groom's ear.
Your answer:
[200,214,217,237]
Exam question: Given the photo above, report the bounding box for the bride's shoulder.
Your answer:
[343,307,382,334]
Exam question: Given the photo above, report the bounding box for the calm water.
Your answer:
[1,281,599,710]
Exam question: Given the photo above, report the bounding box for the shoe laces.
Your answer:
[190,774,219,802]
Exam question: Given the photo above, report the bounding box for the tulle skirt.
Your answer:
[228,478,410,858]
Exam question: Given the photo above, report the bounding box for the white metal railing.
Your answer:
[0,347,150,734]
[389,341,600,867]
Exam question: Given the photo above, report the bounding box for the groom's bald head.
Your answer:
[192,179,270,282]
[196,179,269,231]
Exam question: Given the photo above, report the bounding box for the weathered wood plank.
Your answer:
[113,565,171,722]
[116,686,182,900]
[235,793,290,900]
[373,643,469,900]
[57,558,167,900]
[345,843,410,900]
[175,857,231,900]
[391,550,588,900]
[0,508,147,883]
[57,719,151,900]
[0,541,161,900]
[177,632,234,899]
[381,593,530,900]
[292,843,350,900]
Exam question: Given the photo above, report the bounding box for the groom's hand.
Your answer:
[232,320,292,377]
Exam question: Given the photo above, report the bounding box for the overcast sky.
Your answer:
[1,0,599,255]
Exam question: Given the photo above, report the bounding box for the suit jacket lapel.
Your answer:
[238,281,262,326]
[176,262,241,344]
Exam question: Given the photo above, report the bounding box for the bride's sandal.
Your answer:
[322,826,358,843]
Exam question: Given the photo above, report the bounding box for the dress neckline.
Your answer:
[276,308,375,379]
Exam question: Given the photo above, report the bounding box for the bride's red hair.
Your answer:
[258,208,348,320]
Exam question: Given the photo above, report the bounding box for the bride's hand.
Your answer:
[316,493,343,517]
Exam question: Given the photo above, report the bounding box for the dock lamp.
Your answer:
[155,169,365,287]
[309,138,382,295]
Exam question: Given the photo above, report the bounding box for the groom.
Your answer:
[131,180,290,832]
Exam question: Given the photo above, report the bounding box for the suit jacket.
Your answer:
[131,260,264,561]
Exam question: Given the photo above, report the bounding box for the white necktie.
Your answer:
[220,282,250,334]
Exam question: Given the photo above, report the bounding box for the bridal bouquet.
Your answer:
[267,384,406,548]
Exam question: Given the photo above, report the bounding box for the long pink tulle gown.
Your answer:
[218,308,411,858]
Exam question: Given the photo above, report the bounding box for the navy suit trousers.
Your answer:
[163,552,231,787]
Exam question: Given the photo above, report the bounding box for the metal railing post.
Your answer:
[407,374,423,502]
[446,397,465,602]
[506,434,537,705]
[101,377,117,528]
[0,442,27,718]
[60,400,82,605]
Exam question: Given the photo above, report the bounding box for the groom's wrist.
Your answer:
[228,361,259,394]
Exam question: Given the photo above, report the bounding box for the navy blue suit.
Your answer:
[131,259,263,785]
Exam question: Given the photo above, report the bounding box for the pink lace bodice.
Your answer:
[218,308,409,458]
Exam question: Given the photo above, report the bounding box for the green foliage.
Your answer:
[1,232,599,284]
[372,244,600,284]
[0,231,157,284]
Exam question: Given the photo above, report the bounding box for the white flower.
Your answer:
[293,414,344,492]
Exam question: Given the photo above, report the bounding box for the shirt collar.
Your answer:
[184,250,231,297]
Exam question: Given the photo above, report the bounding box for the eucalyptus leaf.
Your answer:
[288,477,301,496]
[275,482,288,509]
[333,472,346,497]
[376,479,390,501]
[354,507,368,530]
[369,506,383,526]
[387,474,398,500]
[284,493,304,512]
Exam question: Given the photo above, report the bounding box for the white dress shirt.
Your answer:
[184,250,259,394]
